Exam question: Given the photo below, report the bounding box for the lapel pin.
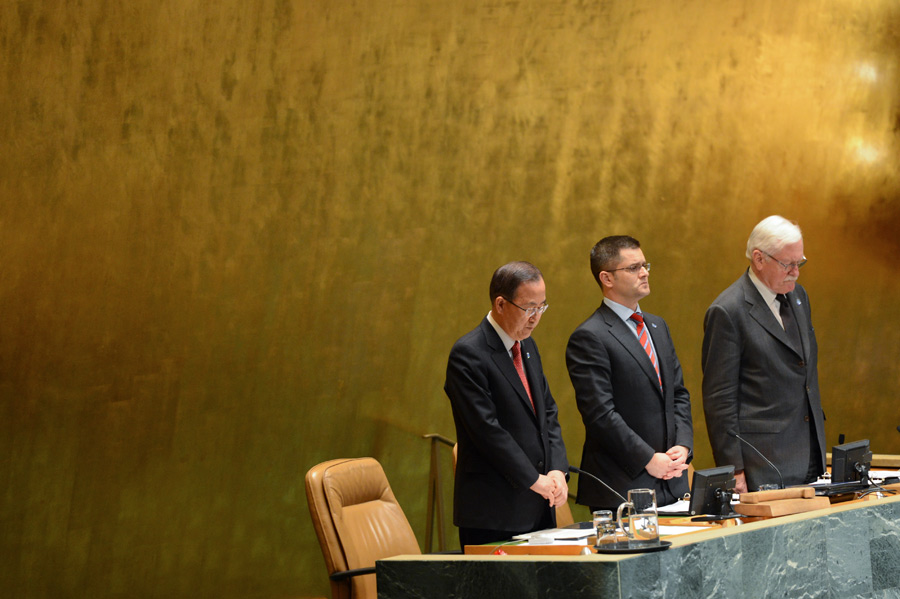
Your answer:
[526,352,530,359]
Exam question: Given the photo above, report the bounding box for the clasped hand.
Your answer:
[530,470,569,507]
[645,445,690,480]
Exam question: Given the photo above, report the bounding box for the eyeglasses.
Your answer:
[504,298,549,318]
[761,251,807,272]
[605,262,651,275]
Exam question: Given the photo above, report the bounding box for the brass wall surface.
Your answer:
[1,1,898,597]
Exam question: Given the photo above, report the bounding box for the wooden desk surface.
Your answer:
[458,483,900,557]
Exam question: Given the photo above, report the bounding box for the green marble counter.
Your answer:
[378,494,900,598]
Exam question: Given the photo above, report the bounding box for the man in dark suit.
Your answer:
[702,216,825,493]
[445,261,569,547]
[566,236,693,511]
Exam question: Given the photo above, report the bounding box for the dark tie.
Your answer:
[776,294,802,352]
[629,313,662,388]
[511,341,535,412]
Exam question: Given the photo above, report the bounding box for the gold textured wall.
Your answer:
[2,1,898,597]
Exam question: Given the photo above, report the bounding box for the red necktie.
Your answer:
[629,313,662,388]
[511,341,535,412]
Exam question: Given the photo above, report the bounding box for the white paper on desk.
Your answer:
[658,499,690,514]
[512,528,594,541]
[527,538,589,546]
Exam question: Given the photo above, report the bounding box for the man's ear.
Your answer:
[750,249,765,270]
[597,271,611,289]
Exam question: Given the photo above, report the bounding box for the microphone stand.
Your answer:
[730,431,785,490]
[568,466,627,504]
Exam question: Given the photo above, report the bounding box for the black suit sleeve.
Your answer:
[702,303,746,471]
[445,340,542,490]
[658,320,694,454]
[566,325,655,478]
[530,341,568,475]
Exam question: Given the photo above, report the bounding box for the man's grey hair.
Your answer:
[489,261,543,303]
[745,215,803,259]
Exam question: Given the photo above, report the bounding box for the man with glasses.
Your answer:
[702,215,825,493]
[566,236,693,511]
[445,261,569,546]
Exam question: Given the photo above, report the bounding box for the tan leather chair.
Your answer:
[555,499,575,527]
[305,458,421,599]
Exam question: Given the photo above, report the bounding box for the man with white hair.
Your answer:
[702,216,826,493]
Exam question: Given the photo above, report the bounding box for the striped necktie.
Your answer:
[629,312,661,388]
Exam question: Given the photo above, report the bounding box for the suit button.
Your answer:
[538,461,545,470]
[804,415,810,422]
[798,361,805,367]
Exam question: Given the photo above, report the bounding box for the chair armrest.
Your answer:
[330,551,459,582]
[329,566,376,582]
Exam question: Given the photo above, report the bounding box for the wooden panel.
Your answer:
[735,497,832,518]
[1,1,899,597]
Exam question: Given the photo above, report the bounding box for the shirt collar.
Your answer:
[487,311,516,352]
[603,297,642,323]
[748,268,779,307]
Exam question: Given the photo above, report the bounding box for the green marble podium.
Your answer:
[377,494,900,598]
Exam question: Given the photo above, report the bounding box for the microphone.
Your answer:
[896,426,900,434]
[568,465,627,503]
[838,433,845,445]
[728,431,785,490]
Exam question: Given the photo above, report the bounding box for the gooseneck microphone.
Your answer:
[568,465,627,503]
[728,431,785,490]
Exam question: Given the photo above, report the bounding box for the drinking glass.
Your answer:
[592,510,616,545]
[616,488,659,543]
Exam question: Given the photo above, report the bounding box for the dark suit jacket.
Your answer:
[566,303,693,509]
[702,271,826,490]
[445,318,568,531]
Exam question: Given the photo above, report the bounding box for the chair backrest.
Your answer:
[305,458,421,599]
[555,500,575,527]
[452,443,458,475]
